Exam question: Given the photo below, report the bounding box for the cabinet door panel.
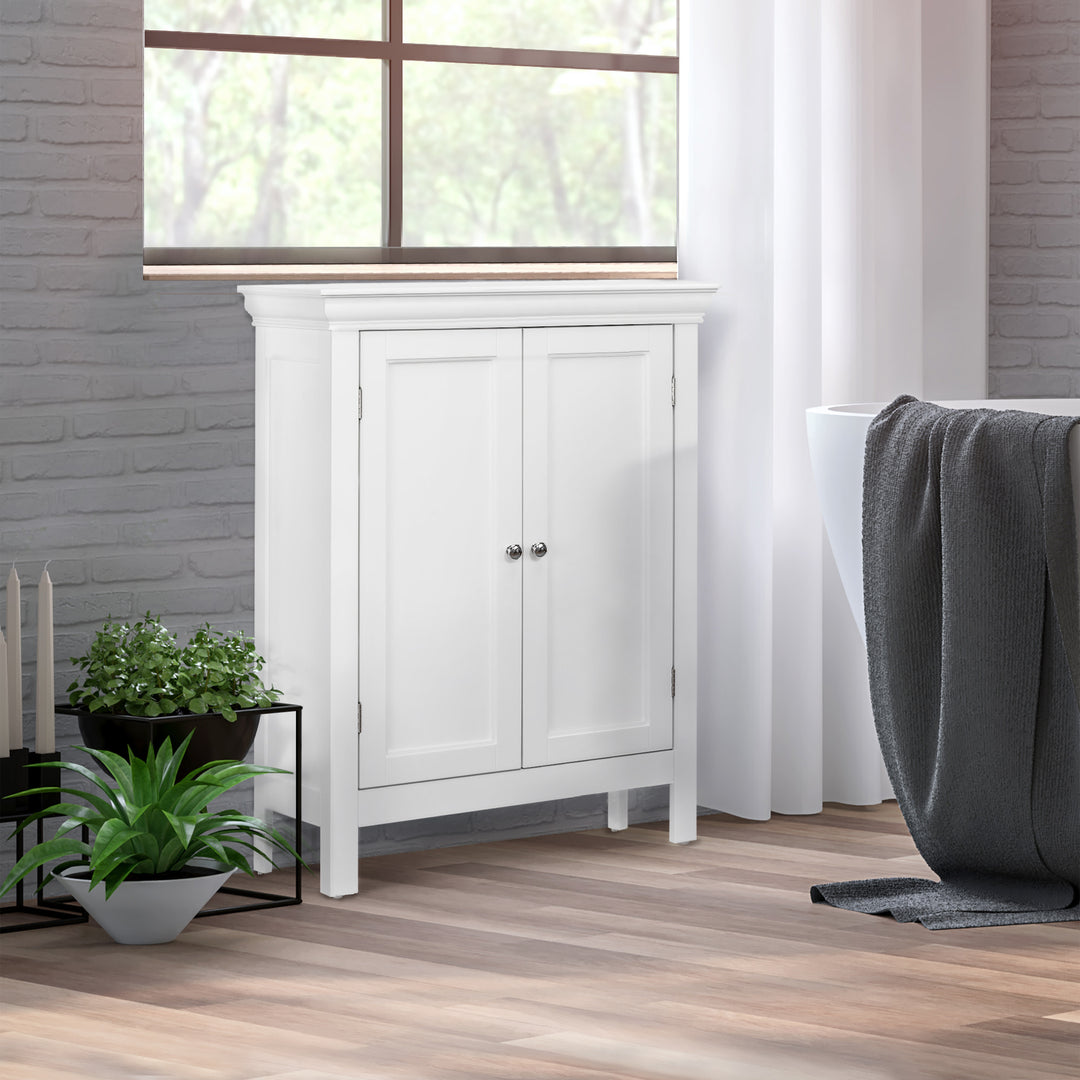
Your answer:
[522,325,674,766]
[358,329,522,787]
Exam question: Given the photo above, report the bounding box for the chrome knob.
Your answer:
[531,541,548,558]
[506,544,523,561]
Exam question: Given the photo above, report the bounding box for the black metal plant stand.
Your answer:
[1,703,304,932]
[193,702,304,917]
[0,748,89,933]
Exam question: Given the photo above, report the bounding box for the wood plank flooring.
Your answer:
[2,802,1078,1080]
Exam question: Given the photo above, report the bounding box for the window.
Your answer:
[143,0,678,276]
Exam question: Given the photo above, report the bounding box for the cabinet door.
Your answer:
[358,329,523,787]
[522,325,674,766]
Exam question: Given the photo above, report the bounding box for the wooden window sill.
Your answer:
[143,262,678,283]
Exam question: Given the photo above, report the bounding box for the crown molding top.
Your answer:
[238,279,719,331]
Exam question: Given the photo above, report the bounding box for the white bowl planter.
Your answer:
[59,866,234,945]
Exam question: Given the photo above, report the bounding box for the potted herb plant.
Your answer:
[1,734,301,944]
[66,615,282,775]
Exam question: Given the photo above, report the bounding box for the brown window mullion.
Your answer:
[383,0,403,248]
[143,30,394,61]
[142,32,677,75]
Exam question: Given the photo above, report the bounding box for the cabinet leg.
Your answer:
[320,813,360,898]
[668,780,697,844]
[607,790,629,831]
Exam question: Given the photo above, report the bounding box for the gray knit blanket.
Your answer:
[812,396,1080,928]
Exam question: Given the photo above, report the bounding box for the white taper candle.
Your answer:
[6,566,21,751]
[36,568,54,754]
[0,630,8,759]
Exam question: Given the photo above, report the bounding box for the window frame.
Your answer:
[142,0,679,276]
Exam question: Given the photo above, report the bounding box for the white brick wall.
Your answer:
[989,0,1080,396]
[1,0,255,745]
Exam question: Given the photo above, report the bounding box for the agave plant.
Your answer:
[1,734,303,900]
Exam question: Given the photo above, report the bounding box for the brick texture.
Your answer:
[989,0,1080,395]
[0,0,255,764]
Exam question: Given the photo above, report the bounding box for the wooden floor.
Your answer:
[2,802,1078,1080]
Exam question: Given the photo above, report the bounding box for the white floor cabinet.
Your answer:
[240,282,715,897]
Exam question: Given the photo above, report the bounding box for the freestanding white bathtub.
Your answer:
[806,399,1080,641]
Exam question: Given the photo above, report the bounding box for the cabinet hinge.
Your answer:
[671,666,676,698]
[671,375,676,408]
[357,701,362,733]
[358,386,363,420]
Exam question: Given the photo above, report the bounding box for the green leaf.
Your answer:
[192,835,242,869]
[129,753,153,807]
[154,836,186,873]
[5,787,113,831]
[162,810,196,851]
[95,854,154,899]
[90,818,146,869]
[167,780,229,818]
[33,762,130,820]
[0,836,92,897]
[76,746,137,802]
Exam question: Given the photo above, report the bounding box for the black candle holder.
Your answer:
[0,747,88,933]
[1,747,60,820]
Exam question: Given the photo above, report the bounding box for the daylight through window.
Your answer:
[143,0,678,270]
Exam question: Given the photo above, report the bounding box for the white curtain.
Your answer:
[681,0,989,818]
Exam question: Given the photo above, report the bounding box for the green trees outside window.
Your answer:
[143,0,677,262]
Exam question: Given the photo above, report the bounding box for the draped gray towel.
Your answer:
[811,396,1080,929]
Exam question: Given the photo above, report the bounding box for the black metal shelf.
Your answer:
[193,702,304,917]
[1,703,304,932]
[1,749,89,933]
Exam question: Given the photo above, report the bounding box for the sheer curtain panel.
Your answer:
[680,0,989,818]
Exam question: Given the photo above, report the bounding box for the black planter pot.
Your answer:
[70,707,264,776]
